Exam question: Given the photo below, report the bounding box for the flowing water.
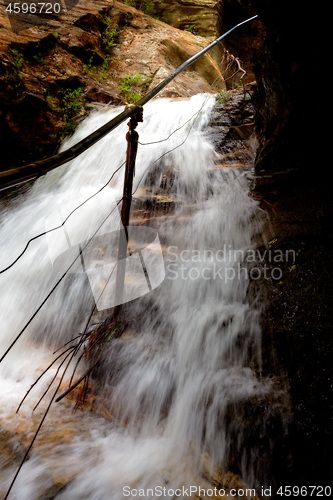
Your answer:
[0,95,282,499]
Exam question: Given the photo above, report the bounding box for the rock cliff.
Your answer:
[0,0,224,171]
[215,0,330,486]
[154,0,219,39]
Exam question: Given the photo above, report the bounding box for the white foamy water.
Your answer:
[0,95,273,499]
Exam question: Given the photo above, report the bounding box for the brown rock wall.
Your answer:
[154,0,219,39]
[0,1,224,171]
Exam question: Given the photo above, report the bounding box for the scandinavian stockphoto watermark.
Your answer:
[4,0,82,32]
[45,197,295,309]
[122,485,276,498]
[123,485,258,498]
[166,245,296,283]
[123,485,332,497]
[45,203,165,311]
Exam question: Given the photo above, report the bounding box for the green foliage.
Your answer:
[33,52,48,68]
[82,55,96,75]
[142,0,155,15]
[82,54,111,82]
[25,41,51,70]
[107,327,119,342]
[58,87,85,134]
[121,0,160,15]
[44,86,87,139]
[57,87,84,115]
[102,18,120,50]
[11,49,24,68]
[99,56,110,81]
[9,50,25,91]
[118,72,151,103]
[216,91,231,105]
[185,24,195,33]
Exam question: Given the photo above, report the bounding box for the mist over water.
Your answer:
[0,95,277,499]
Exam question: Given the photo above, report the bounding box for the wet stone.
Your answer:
[0,427,26,472]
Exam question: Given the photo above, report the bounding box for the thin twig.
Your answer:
[32,349,75,412]
[0,162,125,275]
[0,198,123,364]
[4,354,75,500]
[52,333,85,354]
[16,345,75,413]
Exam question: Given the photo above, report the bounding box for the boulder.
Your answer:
[154,0,219,40]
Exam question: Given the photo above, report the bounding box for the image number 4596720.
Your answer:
[4,1,82,32]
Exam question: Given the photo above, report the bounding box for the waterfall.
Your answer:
[0,94,278,499]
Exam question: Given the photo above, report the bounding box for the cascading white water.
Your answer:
[0,94,274,499]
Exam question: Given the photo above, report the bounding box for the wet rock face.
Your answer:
[216,0,324,179]
[0,1,224,171]
[0,427,26,473]
[154,0,219,39]
[214,0,331,487]
[254,180,333,486]
[216,0,264,85]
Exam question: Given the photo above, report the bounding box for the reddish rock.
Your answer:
[0,1,224,171]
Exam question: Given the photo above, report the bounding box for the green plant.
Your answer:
[82,55,96,75]
[216,91,231,105]
[122,0,160,15]
[58,87,84,113]
[46,87,87,138]
[81,53,111,82]
[186,24,195,33]
[107,327,119,342]
[99,56,110,81]
[33,52,48,68]
[118,72,151,103]
[25,41,49,69]
[101,15,119,50]
[142,0,155,15]
[11,49,24,68]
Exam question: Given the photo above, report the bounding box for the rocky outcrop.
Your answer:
[216,0,324,178]
[215,0,330,486]
[154,0,219,39]
[0,1,224,171]
[255,179,333,487]
[216,0,264,86]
